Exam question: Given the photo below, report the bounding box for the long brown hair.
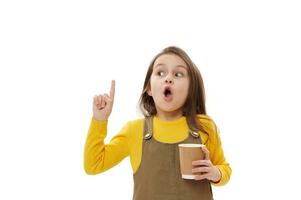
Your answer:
[139,46,209,137]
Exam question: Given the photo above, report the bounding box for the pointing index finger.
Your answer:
[110,80,115,100]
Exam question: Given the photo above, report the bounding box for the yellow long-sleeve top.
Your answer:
[84,115,231,186]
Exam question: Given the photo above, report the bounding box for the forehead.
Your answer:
[154,53,188,69]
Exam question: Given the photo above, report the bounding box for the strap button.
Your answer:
[144,133,152,140]
[190,131,200,138]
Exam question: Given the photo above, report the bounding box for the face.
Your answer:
[147,53,190,114]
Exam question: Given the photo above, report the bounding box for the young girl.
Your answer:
[84,46,231,200]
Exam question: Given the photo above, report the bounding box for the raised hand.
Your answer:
[92,80,115,121]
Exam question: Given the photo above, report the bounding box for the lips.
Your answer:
[163,86,173,102]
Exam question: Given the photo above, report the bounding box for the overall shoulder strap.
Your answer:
[143,116,153,140]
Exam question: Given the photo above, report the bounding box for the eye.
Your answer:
[156,71,165,76]
[175,72,184,77]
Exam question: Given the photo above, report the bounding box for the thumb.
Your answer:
[201,145,210,160]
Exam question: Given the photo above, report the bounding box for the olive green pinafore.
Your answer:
[133,117,213,200]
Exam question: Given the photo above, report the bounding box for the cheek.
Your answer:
[150,78,160,92]
[181,81,190,99]
[181,79,190,90]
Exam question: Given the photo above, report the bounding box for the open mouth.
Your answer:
[164,88,172,97]
[163,86,173,102]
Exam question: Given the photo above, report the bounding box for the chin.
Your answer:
[157,105,183,113]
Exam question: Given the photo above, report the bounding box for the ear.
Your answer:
[147,86,152,96]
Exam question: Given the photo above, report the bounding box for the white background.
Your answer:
[1,0,301,199]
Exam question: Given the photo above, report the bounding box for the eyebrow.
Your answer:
[154,63,188,70]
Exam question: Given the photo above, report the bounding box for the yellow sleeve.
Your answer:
[205,117,232,186]
[84,117,130,175]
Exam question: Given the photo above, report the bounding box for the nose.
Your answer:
[165,78,173,84]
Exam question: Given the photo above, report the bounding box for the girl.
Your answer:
[84,46,231,200]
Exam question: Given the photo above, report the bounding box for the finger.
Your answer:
[192,160,211,167]
[103,93,112,103]
[194,173,209,181]
[97,95,102,104]
[110,80,115,101]
[192,167,210,174]
[97,95,105,109]
[93,96,97,109]
[93,95,98,105]
[95,95,101,107]
[104,93,113,105]
[93,95,100,109]
[100,96,106,108]
[102,94,110,105]
[201,145,210,160]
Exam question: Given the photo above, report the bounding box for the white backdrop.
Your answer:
[1,0,301,199]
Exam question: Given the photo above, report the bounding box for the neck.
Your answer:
[155,108,183,121]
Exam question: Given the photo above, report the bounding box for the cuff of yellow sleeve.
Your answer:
[90,117,108,137]
[91,117,108,125]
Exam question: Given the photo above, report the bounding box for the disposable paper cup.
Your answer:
[178,144,204,179]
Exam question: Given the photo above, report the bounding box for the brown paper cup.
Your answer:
[178,143,204,179]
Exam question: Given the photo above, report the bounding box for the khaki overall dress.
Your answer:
[133,117,213,200]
